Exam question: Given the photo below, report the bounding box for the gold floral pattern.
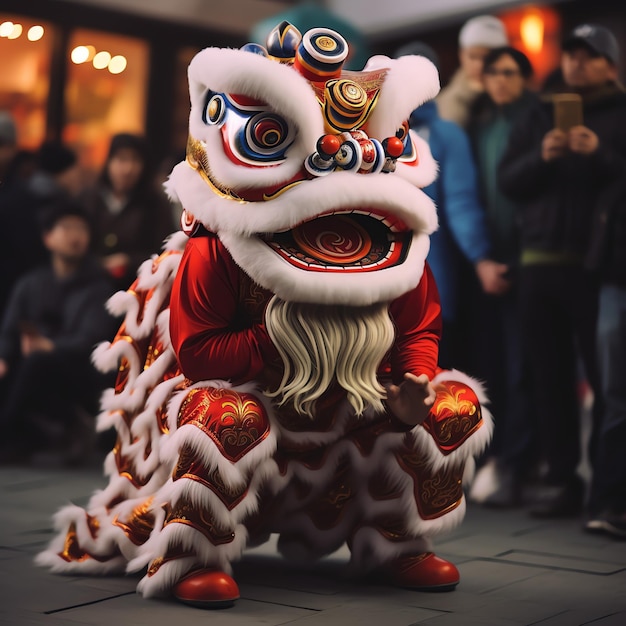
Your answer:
[177,388,270,462]
[163,498,236,546]
[112,497,155,546]
[422,381,483,454]
[146,544,195,577]
[58,522,117,563]
[113,437,150,488]
[308,457,354,530]
[396,448,464,520]
[172,445,249,510]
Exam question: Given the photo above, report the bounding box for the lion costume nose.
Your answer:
[305,130,405,176]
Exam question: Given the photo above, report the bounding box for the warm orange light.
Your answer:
[27,25,45,41]
[520,13,544,54]
[93,50,111,69]
[108,55,127,74]
[8,23,22,39]
[0,21,14,38]
[71,45,90,64]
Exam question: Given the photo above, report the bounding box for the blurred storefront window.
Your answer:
[64,29,148,171]
[0,14,52,150]
[171,46,198,153]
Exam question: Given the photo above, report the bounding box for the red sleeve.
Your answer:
[169,233,279,384]
[387,262,442,382]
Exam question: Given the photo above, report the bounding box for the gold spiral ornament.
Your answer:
[324,79,371,132]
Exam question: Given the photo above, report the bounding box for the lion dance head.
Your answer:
[167,22,441,415]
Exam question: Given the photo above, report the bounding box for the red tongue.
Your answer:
[292,214,372,264]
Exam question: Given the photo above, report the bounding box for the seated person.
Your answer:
[0,199,117,463]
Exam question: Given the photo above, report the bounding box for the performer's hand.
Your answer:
[0,358,8,378]
[385,373,436,427]
[20,331,54,356]
[568,125,599,155]
[475,259,511,295]
[103,253,131,279]
[542,129,568,161]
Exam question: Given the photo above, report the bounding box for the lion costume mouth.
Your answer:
[259,209,411,272]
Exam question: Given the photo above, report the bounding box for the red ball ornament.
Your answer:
[317,134,342,158]
[383,136,404,158]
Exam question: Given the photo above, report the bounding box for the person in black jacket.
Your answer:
[80,133,176,291]
[498,24,626,518]
[0,199,117,464]
[584,178,626,537]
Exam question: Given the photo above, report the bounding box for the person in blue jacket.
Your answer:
[395,42,509,368]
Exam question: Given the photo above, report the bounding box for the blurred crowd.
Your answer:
[0,14,625,543]
[0,124,179,465]
[397,16,626,540]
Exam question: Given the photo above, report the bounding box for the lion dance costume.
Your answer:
[37,23,492,607]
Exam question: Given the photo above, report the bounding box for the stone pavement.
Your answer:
[1,460,625,626]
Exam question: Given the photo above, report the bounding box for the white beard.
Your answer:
[264,296,396,417]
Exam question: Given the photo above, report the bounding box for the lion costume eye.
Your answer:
[202,90,296,165]
[204,93,226,125]
[395,121,409,142]
[248,114,289,151]
[236,112,295,162]
[396,120,417,161]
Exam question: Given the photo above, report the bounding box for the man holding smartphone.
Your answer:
[498,24,626,519]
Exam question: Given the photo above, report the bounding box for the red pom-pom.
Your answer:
[383,136,404,158]
[317,134,342,158]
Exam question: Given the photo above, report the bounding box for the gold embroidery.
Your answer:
[112,497,155,546]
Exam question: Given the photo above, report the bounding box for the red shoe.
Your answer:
[173,569,240,608]
[386,552,459,592]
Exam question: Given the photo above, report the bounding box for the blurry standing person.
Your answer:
[394,41,509,369]
[466,47,538,506]
[437,15,509,128]
[499,24,626,518]
[584,178,626,538]
[81,133,176,289]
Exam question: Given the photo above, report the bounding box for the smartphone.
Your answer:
[553,94,583,132]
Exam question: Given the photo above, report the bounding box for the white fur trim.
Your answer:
[34,504,130,575]
[398,131,439,188]
[408,370,494,473]
[363,55,440,140]
[187,47,323,189]
[222,229,431,305]
[170,160,438,238]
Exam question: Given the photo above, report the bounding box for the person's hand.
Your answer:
[103,253,131,279]
[385,373,436,427]
[20,331,54,356]
[542,129,568,161]
[0,358,8,378]
[475,259,511,295]
[568,125,599,155]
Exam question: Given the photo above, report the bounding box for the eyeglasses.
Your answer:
[484,68,522,78]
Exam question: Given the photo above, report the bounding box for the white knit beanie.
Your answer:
[459,15,509,49]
